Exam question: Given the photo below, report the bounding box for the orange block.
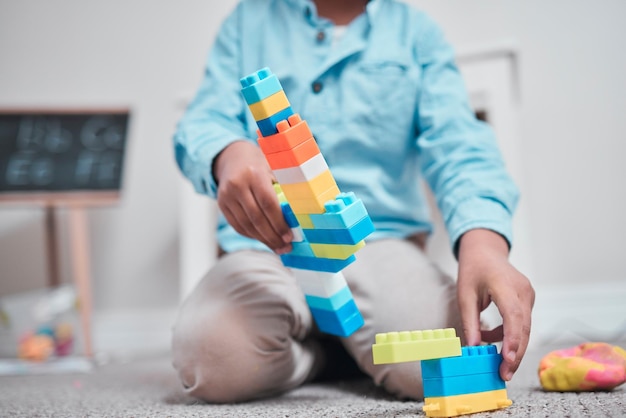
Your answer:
[257,114,313,155]
[265,136,320,170]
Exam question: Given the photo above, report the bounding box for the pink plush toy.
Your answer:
[539,342,626,391]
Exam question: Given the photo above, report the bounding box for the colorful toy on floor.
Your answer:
[240,67,374,337]
[17,322,75,362]
[538,342,626,392]
[372,328,512,417]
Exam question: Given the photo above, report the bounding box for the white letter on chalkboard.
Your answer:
[6,154,32,185]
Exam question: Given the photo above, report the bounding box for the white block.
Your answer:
[273,153,328,184]
[292,269,347,298]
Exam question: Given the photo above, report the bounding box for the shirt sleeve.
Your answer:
[414,13,520,253]
[173,4,251,198]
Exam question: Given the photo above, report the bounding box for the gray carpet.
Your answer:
[1,342,625,417]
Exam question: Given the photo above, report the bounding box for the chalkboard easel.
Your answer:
[0,109,131,358]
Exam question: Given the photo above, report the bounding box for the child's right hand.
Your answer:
[213,140,293,253]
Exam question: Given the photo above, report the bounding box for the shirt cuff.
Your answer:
[446,196,514,257]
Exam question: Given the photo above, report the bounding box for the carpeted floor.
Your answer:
[1,341,625,417]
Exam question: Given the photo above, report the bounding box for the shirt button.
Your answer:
[316,31,325,42]
[312,81,323,94]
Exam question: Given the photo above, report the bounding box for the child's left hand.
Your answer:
[456,228,535,382]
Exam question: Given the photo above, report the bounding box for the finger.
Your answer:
[250,177,293,246]
[493,293,531,381]
[457,282,482,346]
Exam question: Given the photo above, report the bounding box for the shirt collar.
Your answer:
[286,0,382,24]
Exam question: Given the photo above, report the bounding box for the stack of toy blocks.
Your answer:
[372,328,512,417]
[240,67,375,337]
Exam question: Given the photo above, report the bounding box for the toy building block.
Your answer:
[248,90,290,121]
[264,136,322,170]
[421,345,503,379]
[240,67,283,106]
[422,371,506,398]
[310,241,365,259]
[309,193,370,229]
[422,389,512,417]
[280,253,356,272]
[257,114,313,155]
[287,186,342,214]
[273,153,329,185]
[372,328,461,365]
[310,299,364,337]
[293,269,349,298]
[280,170,338,200]
[302,216,375,245]
[305,285,353,311]
[256,106,295,137]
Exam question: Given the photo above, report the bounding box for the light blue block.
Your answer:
[281,202,299,228]
[240,67,283,105]
[289,241,315,257]
[309,193,369,229]
[310,299,364,337]
[421,345,502,378]
[422,372,506,397]
[305,285,353,311]
[302,215,375,245]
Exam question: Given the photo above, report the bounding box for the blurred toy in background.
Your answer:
[539,342,626,391]
[17,322,74,362]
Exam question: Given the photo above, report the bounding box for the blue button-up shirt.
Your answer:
[174,0,519,254]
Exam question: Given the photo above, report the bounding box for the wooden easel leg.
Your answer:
[45,206,60,288]
[68,207,93,357]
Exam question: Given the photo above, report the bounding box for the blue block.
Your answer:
[309,193,369,229]
[310,299,364,337]
[422,372,506,397]
[289,241,315,257]
[421,345,502,378]
[240,67,283,105]
[280,254,356,272]
[281,202,299,228]
[302,215,375,245]
[305,285,353,311]
[257,106,294,137]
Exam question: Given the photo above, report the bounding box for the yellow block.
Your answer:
[423,389,512,417]
[311,241,365,260]
[274,183,288,203]
[249,90,290,121]
[280,169,337,200]
[295,214,314,229]
[372,328,461,364]
[288,185,340,214]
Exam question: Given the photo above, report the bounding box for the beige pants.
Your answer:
[171,238,463,403]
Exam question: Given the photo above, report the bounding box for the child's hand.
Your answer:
[456,229,535,381]
[213,141,293,253]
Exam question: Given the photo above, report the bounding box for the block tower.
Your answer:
[240,67,375,337]
[372,328,512,417]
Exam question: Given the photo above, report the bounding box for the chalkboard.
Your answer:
[0,110,130,201]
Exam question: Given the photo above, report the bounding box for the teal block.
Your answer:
[309,193,369,229]
[422,372,505,397]
[310,299,364,337]
[280,254,356,272]
[257,106,294,137]
[240,67,283,105]
[305,285,353,311]
[289,241,315,257]
[421,345,502,378]
[302,215,374,245]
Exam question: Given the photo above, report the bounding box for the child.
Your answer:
[172,0,534,403]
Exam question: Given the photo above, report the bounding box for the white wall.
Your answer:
[1,0,625,351]
[0,1,236,314]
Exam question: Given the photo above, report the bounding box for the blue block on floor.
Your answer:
[280,254,356,272]
[421,345,502,378]
[257,106,294,137]
[302,215,375,245]
[305,285,353,311]
[310,299,364,337]
[422,372,506,398]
